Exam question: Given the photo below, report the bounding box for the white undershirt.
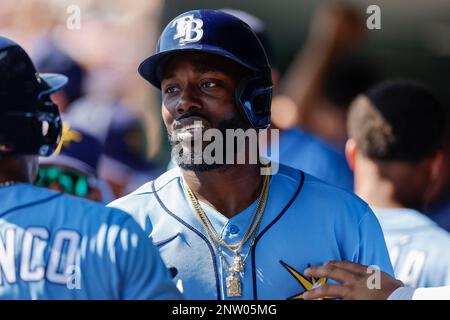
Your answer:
[388,286,450,300]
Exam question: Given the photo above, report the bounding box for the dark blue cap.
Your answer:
[138,9,271,89]
[138,9,273,129]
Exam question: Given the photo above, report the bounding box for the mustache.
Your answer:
[172,111,212,132]
[175,111,210,123]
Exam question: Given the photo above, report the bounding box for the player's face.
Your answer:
[161,52,248,135]
[160,52,250,171]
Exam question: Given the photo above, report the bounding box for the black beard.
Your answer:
[168,115,252,172]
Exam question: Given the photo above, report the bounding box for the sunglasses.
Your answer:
[36,166,95,197]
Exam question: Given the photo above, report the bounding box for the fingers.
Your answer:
[302,283,349,300]
[303,261,400,300]
[324,260,369,276]
[304,262,359,284]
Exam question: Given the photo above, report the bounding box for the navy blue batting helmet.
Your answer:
[0,36,67,157]
[138,9,273,129]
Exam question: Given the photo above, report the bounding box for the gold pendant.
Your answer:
[226,273,242,297]
[229,255,244,273]
[233,255,244,273]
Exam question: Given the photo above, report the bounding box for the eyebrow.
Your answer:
[193,66,227,74]
[162,65,227,81]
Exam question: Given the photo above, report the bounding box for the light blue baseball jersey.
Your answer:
[373,207,450,288]
[109,164,393,300]
[0,183,182,300]
[275,128,353,191]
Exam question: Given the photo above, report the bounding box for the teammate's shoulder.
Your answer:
[421,222,450,278]
[22,184,134,226]
[55,190,130,220]
[425,220,450,245]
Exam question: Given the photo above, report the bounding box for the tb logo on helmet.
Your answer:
[172,15,204,45]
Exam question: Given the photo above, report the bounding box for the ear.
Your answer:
[345,138,357,171]
[424,151,447,204]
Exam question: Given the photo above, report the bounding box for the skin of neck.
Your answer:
[182,162,264,219]
[353,154,429,211]
[0,155,38,184]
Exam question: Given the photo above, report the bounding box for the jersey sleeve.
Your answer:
[413,286,450,300]
[356,206,395,277]
[116,215,183,300]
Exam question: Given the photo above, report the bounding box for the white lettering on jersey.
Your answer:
[172,15,204,45]
[397,250,427,288]
[20,227,49,282]
[0,227,82,287]
[389,245,400,266]
[389,235,411,267]
[47,230,80,285]
[0,228,17,285]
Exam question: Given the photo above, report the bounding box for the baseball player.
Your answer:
[344,80,450,288]
[109,9,393,300]
[0,36,182,299]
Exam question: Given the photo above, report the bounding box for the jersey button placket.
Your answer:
[229,225,239,235]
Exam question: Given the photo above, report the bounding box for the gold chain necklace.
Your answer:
[184,174,270,297]
[185,175,269,253]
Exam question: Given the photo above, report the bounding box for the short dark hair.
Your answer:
[348,80,445,162]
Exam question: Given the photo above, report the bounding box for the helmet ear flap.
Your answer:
[0,97,62,157]
[35,96,62,156]
[235,75,272,129]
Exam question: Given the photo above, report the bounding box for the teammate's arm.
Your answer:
[303,261,450,300]
[116,215,183,300]
[271,3,364,129]
[302,261,404,300]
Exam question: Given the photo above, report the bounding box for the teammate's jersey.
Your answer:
[274,128,353,191]
[0,183,182,300]
[109,164,393,300]
[373,207,450,288]
[389,285,450,300]
[413,286,450,300]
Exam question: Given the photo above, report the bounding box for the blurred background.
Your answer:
[164,0,450,104]
[1,0,449,207]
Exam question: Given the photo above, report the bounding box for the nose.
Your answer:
[175,84,202,115]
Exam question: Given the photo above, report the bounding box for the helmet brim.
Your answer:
[138,46,256,89]
[37,73,68,98]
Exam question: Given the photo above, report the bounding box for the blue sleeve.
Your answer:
[117,216,183,300]
[356,207,395,277]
